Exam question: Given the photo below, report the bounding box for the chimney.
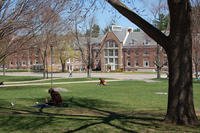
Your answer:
[128,28,132,33]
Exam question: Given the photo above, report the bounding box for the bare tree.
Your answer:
[54,34,77,72]
[151,0,169,79]
[0,0,71,66]
[106,0,198,125]
[73,15,104,77]
[33,5,62,78]
[73,17,95,77]
[0,0,38,64]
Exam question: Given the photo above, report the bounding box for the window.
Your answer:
[109,41,113,47]
[143,50,149,56]
[105,41,118,48]
[132,39,135,44]
[127,58,131,66]
[135,60,139,66]
[35,59,38,64]
[135,51,139,56]
[115,58,118,64]
[144,39,150,45]
[35,48,40,56]
[10,62,13,65]
[127,50,130,56]
[105,58,108,64]
[143,60,149,67]
[114,43,118,47]
[104,50,108,56]
[109,58,113,63]
[104,40,118,71]
[109,49,113,56]
[115,49,118,56]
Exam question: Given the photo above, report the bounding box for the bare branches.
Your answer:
[0,0,70,64]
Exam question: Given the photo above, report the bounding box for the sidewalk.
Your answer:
[0,72,160,80]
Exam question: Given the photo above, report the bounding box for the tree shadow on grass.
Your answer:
[0,97,178,133]
[62,97,164,133]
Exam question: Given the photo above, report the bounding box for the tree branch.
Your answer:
[106,0,169,50]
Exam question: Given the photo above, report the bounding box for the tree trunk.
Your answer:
[61,63,65,72]
[43,53,46,79]
[43,62,46,79]
[156,44,161,79]
[3,64,5,76]
[45,53,48,79]
[87,65,91,78]
[164,1,198,125]
[165,42,198,125]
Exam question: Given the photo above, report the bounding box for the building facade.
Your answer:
[6,46,43,70]
[5,25,168,72]
[98,25,167,72]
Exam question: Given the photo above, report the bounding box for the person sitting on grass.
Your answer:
[37,88,63,112]
[0,81,4,85]
[46,88,63,106]
[98,78,107,86]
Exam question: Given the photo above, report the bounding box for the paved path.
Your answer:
[0,72,165,80]
[0,72,167,87]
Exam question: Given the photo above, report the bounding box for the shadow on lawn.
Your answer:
[0,97,165,133]
[63,97,163,133]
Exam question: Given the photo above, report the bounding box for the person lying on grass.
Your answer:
[98,78,107,86]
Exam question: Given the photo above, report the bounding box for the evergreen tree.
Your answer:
[91,24,100,37]
[153,14,169,31]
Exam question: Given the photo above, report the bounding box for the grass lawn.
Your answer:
[0,77,199,133]
[0,76,103,85]
[0,75,42,82]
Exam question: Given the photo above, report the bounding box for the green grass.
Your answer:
[0,77,199,133]
[0,75,42,82]
[2,76,102,85]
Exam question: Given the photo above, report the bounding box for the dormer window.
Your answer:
[144,39,150,45]
[127,50,130,56]
[132,39,135,45]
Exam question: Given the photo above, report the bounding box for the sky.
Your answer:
[94,0,167,31]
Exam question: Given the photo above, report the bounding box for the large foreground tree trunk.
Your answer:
[165,0,198,125]
[166,46,198,125]
[107,0,199,125]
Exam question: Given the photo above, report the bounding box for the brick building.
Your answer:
[7,46,43,70]
[6,26,167,72]
[97,25,167,72]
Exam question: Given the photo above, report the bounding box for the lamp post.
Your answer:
[50,45,53,88]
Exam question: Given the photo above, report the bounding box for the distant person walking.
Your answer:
[69,70,73,77]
